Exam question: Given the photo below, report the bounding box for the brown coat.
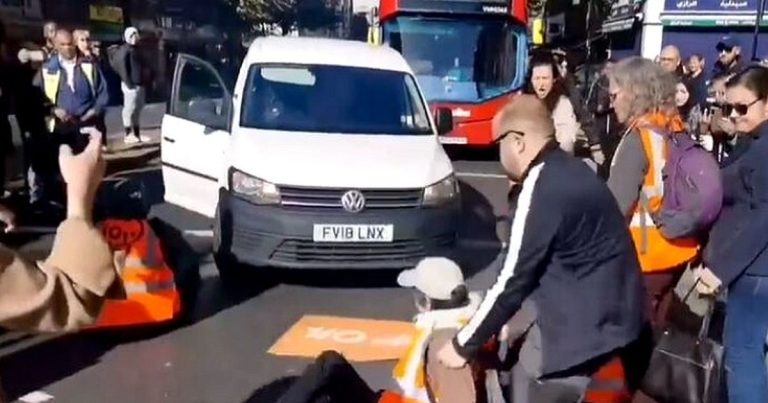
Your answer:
[0,218,118,331]
[0,218,119,401]
[425,329,478,403]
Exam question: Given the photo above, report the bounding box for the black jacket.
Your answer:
[113,44,144,88]
[453,144,645,375]
[705,121,768,285]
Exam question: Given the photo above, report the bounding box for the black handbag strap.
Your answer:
[680,269,715,341]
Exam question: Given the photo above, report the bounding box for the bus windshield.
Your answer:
[382,16,522,103]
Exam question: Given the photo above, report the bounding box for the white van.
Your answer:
[160,37,460,276]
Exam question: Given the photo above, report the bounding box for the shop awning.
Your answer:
[602,0,645,33]
[661,0,766,26]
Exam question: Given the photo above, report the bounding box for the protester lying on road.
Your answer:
[0,129,122,333]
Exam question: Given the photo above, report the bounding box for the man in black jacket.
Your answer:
[437,95,645,401]
[113,27,149,144]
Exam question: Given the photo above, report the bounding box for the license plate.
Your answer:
[439,136,468,144]
[313,224,394,243]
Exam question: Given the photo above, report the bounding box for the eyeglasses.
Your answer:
[493,129,526,144]
[723,98,761,116]
[718,47,734,54]
[493,129,555,144]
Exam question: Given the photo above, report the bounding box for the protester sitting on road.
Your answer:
[271,257,497,403]
[0,130,118,328]
[524,51,581,155]
[607,57,700,333]
[702,65,768,403]
[437,94,644,402]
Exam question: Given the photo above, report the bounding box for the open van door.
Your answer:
[161,54,232,218]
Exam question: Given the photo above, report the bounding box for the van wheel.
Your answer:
[214,250,241,284]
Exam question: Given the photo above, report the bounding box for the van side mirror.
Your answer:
[435,108,454,135]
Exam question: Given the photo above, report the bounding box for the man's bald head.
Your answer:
[494,95,556,181]
[53,29,76,60]
[659,45,682,73]
[493,94,555,143]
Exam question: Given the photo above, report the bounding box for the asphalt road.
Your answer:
[0,149,511,403]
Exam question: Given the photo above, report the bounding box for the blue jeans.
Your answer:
[725,274,768,403]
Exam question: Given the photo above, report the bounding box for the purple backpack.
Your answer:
[649,128,723,239]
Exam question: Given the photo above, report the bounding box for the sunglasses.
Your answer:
[723,98,761,116]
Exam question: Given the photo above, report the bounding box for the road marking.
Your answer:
[18,391,54,403]
[455,172,507,179]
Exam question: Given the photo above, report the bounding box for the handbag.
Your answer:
[640,278,725,403]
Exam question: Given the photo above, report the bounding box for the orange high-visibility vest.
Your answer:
[628,113,699,273]
[92,219,181,328]
[583,356,632,403]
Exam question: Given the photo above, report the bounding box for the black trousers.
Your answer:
[277,351,380,403]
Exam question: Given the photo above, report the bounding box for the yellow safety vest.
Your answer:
[367,26,381,45]
[42,61,96,132]
[627,118,699,273]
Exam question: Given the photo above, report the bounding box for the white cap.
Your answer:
[124,27,139,43]
[397,257,465,300]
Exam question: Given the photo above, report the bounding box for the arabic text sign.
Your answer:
[665,0,759,13]
[268,315,417,362]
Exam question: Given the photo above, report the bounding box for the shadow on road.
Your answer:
[0,332,120,401]
[243,376,299,403]
[456,180,503,279]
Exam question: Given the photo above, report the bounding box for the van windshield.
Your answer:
[240,64,433,135]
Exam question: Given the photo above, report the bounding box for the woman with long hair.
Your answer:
[675,80,703,136]
[702,65,768,403]
[524,51,581,154]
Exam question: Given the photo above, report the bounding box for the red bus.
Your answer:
[367,0,528,147]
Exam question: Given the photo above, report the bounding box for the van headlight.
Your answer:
[230,169,281,205]
[423,175,459,206]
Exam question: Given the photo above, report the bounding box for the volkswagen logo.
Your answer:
[341,190,366,213]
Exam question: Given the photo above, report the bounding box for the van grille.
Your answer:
[279,186,423,209]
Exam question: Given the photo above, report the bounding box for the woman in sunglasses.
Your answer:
[702,65,768,403]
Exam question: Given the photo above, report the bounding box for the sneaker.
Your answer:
[138,134,152,142]
[124,136,140,145]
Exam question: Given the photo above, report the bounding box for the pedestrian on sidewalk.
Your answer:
[702,65,768,403]
[113,27,149,144]
[33,29,109,211]
[74,28,107,148]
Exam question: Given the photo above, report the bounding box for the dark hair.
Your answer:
[726,65,768,100]
[428,284,470,310]
[677,79,696,118]
[525,51,566,112]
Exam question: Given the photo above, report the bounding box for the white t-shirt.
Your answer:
[59,56,77,92]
